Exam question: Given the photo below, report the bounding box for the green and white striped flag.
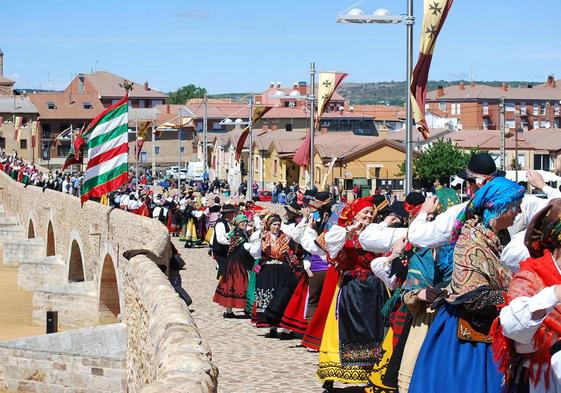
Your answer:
[79,95,129,204]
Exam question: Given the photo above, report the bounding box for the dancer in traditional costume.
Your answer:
[493,199,561,392]
[211,204,237,279]
[408,177,525,393]
[213,214,254,318]
[250,214,302,336]
[317,196,389,391]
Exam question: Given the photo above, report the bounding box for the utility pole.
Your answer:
[135,116,139,187]
[499,96,506,170]
[178,108,182,192]
[203,94,208,177]
[309,62,316,191]
[246,98,253,200]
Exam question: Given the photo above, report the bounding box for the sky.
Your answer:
[2,0,560,94]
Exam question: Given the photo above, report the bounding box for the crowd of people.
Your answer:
[7,147,561,392]
[202,152,561,393]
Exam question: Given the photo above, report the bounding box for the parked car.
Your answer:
[257,191,272,202]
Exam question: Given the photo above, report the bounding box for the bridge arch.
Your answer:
[27,218,36,239]
[98,252,121,323]
[67,232,85,282]
[46,220,55,256]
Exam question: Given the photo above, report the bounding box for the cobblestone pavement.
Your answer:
[177,240,364,393]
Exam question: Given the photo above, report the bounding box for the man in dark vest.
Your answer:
[211,203,237,279]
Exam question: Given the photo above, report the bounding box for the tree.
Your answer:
[400,139,471,185]
[168,84,207,104]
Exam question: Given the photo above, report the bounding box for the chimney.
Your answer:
[349,106,354,112]
[501,82,508,91]
[436,85,445,97]
[459,81,465,90]
[338,106,344,115]
[144,81,149,91]
[547,75,556,88]
[269,82,275,89]
[0,49,3,77]
[470,81,476,87]
[166,104,170,114]
[276,82,281,88]
[297,81,307,96]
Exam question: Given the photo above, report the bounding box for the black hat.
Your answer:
[285,201,302,216]
[457,152,506,180]
[405,191,425,207]
[391,201,409,219]
[373,195,391,216]
[304,189,317,200]
[309,191,333,210]
[221,204,237,214]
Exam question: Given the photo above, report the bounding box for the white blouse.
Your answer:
[500,282,561,392]
[359,221,408,253]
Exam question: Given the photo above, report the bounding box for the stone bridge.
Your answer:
[0,171,218,392]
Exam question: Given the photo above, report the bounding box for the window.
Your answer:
[533,120,540,129]
[78,77,85,93]
[19,139,27,149]
[180,147,185,154]
[139,100,146,109]
[0,137,5,148]
[196,122,203,132]
[285,123,293,131]
[140,152,147,163]
[47,102,57,109]
[517,154,526,169]
[505,120,515,129]
[541,103,548,115]
[374,167,381,178]
[273,159,278,176]
[83,102,93,109]
[534,154,552,171]
[212,122,222,131]
[438,102,446,112]
[451,103,461,115]
[533,103,539,116]
[57,144,71,157]
[556,102,560,116]
[482,101,489,115]
[520,101,526,115]
[155,146,160,155]
[505,102,515,112]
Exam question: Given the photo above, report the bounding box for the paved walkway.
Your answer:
[178,241,366,393]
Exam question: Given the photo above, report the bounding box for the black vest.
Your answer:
[211,219,230,256]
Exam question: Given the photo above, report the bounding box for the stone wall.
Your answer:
[0,324,127,393]
[125,255,218,393]
[0,171,218,392]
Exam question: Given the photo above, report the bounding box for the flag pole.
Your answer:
[135,117,139,189]
[309,62,316,190]
[151,120,156,180]
[246,97,253,201]
[203,93,208,178]
[405,0,414,194]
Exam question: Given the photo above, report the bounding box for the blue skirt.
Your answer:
[409,305,503,393]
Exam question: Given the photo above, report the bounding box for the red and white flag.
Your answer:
[14,116,22,141]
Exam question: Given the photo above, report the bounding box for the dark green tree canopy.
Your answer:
[408,139,471,185]
[168,84,207,104]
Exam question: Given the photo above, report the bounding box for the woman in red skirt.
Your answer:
[213,214,254,317]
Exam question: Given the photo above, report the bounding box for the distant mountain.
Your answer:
[338,80,541,106]
[209,92,252,101]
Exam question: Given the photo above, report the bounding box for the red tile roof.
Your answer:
[29,91,105,120]
[83,71,168,99]
[352,104,406,121]
[426,83,561,101]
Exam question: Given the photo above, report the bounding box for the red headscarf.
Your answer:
[337,196,376,226]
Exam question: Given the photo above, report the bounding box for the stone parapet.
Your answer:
[125,255,218,393]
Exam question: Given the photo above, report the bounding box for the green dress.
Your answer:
[245,258,260,314]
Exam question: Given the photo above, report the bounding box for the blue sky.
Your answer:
[3,0,560,94]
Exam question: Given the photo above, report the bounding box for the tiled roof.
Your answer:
[0,75,15,85]
[84,71,168,99]
[29,92,105,120]
[0,97,38,114]
[352,105,406,121]
[426,84,561,101]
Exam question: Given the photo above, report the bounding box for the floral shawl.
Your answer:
[447,218,512,302]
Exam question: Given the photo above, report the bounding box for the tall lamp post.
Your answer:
[270,62,316,189]
[337,2,415,194]
[219,98,254,200]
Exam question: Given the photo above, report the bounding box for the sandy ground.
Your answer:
[0,265,44,340]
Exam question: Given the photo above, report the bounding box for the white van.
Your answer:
[186,162,205,181]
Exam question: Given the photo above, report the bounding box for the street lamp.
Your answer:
[270,62,316,190]
[219,99,254,200]
[337,1,415,194]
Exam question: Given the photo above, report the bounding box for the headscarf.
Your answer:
[264,214,282,231]
[435,187,460,212]
[232,213,249,226]
[524,198,561,258]
[337,196,377,226]
[450,177,525,243]
[228,214,250,250]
